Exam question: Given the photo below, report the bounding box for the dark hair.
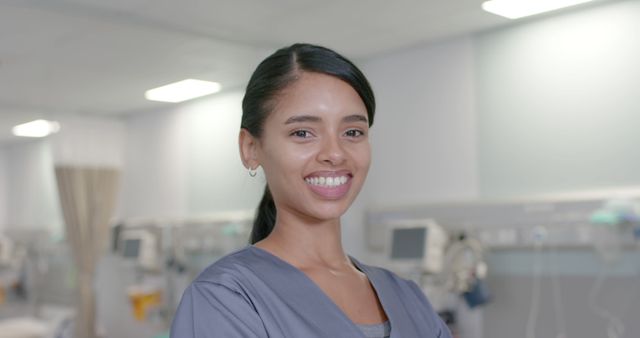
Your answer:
[241,43,375,244]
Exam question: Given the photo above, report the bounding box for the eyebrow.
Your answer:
[284,115,321,125]
[343,114,369,124]
[284,114,368,125]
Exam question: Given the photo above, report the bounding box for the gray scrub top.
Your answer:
[171,245,451,338]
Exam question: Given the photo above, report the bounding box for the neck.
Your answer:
[256,211,350,270]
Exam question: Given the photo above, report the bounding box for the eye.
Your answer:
[290,130,312,138]
[344,129,365,138]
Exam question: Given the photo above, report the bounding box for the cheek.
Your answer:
[259,142,314,178]
[352,143,371,172]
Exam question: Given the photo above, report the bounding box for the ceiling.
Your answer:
[0,0,611,143]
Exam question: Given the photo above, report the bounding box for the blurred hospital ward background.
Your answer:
[1,0,639,337]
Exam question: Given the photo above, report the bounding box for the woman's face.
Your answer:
[252,72,371,223]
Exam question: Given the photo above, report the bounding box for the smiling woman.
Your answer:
[244,71,372,226]
[170,43,452,338]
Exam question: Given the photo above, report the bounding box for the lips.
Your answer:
[304,170,353,199]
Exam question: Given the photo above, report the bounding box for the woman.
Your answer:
[171,43,451,338]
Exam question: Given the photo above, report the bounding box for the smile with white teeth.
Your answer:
[305,176,349,187]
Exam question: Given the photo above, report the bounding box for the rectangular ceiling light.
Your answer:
[145,79,222,103]
[482,0,595,19]
[12,119,61,138]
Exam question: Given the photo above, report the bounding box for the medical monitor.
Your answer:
[388,219,448,274]
[122,238,141,259]
[391,227,427,260]
[119,230,159,270]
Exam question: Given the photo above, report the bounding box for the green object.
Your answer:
[589,210,620,225]
[152,332,170,338]
[222,223,241,235]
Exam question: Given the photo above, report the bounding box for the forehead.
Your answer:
[268,72,367,123]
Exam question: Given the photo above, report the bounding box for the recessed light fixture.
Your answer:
[482,0,595,19]
[144,79,222,103]
[12,119,61,138]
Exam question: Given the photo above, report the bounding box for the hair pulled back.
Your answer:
[241,43,375,244]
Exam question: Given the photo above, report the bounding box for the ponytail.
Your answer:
[250,185,276,244]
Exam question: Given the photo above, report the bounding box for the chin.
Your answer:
[306,202,352,222]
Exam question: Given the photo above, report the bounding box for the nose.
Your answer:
[317,136,346,166]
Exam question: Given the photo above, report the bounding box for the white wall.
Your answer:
[120,91,265,220]
[476,0,640,196]
[362,37,479,206]
[356,0,640,203]
[2,139,62,235]
[353,0,640,204]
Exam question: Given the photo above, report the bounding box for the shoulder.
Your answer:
[190,246,267,294]
[175,246,271,318]
[172,247,270,337]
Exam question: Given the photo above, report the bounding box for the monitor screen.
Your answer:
[123,238,141,259]
[390,227,427,259]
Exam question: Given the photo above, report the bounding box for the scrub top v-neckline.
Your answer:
[171,245,449,337]
[249,245,391,338]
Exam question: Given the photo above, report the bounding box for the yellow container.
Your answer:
[128,289,162,321]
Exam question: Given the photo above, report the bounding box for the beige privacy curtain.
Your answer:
[55,166,120,338]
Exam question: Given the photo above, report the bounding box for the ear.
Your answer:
[239,128,259,169]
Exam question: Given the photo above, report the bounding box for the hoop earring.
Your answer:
[248,166,257,177]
